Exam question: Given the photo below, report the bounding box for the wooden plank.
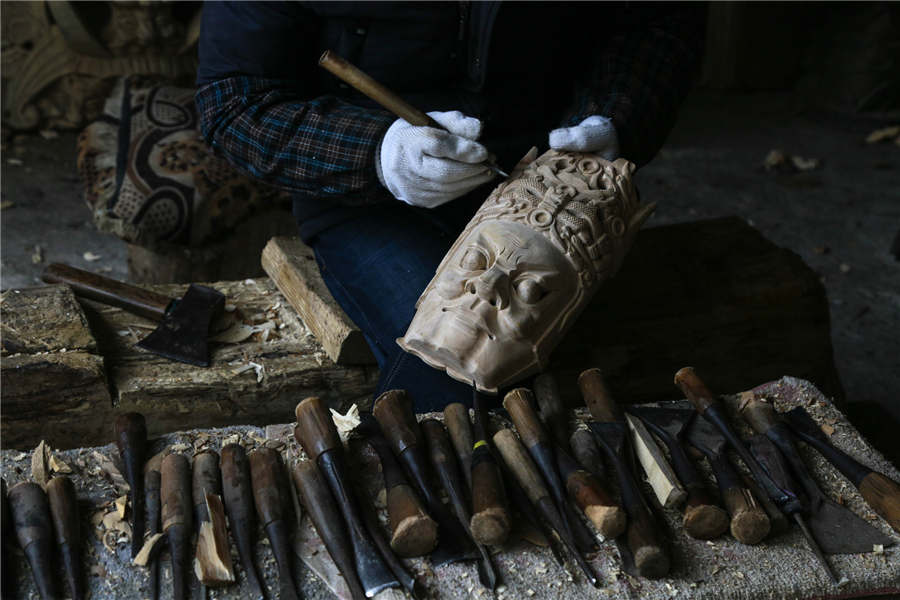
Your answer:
[261,236,375,365]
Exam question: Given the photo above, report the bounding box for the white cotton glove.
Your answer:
[376,110,495,209]
[548,115,620,160]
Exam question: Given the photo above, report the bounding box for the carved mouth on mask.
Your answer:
[442,306,495,340]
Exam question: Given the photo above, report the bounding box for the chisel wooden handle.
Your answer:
[319,50,441,128]
[144,467,162,600]
[470,391,511,547]
[43,263,171,320]
[161,453,192,600]
[364,429,437,557]
[533,373,570,448]
[443,403,474,492]
[115,412,147,559]
[711,454,771,545]
[1,479,13,600]
[373,390,421,455]
[46,477,83,600]
[9,482,58,600]
[293,461,367,600]
[219,444,264,599]
[579,369,670,579]
[784,408,900,533]
[570,429,606,481]
[556,451,626,539]
[249,448,299,600]
[492,429,548,507]
[192,451,222,517]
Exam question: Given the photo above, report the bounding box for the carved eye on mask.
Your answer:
[515,278,545,304]
[460,247,488,271]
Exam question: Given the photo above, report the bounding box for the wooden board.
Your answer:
[261,236,376,365]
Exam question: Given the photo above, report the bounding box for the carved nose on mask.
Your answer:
[471,267,509,309]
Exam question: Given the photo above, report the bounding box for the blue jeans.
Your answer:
[295,193,490,412]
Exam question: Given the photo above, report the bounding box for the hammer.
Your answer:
[42,263,225,366]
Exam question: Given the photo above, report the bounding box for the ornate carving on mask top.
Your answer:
[398,149,655,393]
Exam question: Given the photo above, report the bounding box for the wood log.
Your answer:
[261,236,375,365]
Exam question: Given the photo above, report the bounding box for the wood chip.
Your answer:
[821,423,835,436]
[194,493,235,585]
[31,440,51,488]
[115,495,128,520]
[83,251,102,262]
[330,404,360,442]
[49,454,73,474]
[865,125,900,144]
[92,451,128,491]
[132,532,165,567]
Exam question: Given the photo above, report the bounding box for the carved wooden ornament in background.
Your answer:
[399,149,656,393]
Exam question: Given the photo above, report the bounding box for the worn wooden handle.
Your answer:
[738,395,779,435]
[563,468,626,539]
[443,403,474,487]
[626,509,670,579]
[503,388,548,449]
[161,453,192,532]
[720,483,771,545]
[373,389,421,455]
[859,472,900,534]
[42,262,172,320]
[294,397,342,461]
[249,448,285,528]
[192,450,222,513]
[577,368,621,423]
[682,485,730,541]
[319,51,440,128]
[492,429,549,506]
[8,482,58,600]
[219,444,254,522]
[674,367,717,414]
[46,477,79,546]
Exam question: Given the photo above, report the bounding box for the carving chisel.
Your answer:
[9,482,58,600]
[161,453,193,600]
[465,390,511,546]
[674,368,834,582]
[493,428,599,587]
[192,450,222,600]
[46,476,84,600]
[319,50,509,178]
[784,406,900,534]
[145,463,162,600]
[220,444,264,599]
[421,418,499,591]
[295,397,400,596]
[249,448,300,600]
[373,390,475,567]
[115,412,147,559]
[579,368,670,579]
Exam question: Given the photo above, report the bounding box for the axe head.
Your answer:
[137,284,225,366]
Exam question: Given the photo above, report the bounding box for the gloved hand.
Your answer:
[548,115,620,160]
[377,110,495,209]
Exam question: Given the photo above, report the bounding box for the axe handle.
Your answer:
[43,263,171,321]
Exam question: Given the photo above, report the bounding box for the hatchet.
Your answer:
[42,263,225,366]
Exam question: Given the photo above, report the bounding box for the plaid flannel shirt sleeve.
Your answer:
[563,4,706,168]
[196,75,396,204]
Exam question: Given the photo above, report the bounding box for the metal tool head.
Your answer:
[587,421,627,457]
[627,406,696,441]
[137,284,225,366]
[783,407,830,445]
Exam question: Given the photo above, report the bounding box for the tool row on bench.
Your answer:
[4,368,899,600]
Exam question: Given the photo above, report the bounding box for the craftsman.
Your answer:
[196,2,705,411]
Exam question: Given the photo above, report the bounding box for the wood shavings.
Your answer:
[31,440,51,487]
[821,423,835,436]
[330,404,360,442]
[865,125,900,144]
[115,495,128,520]
[231,361,265,382]
[83,251,102,262]
[132,532,164,567]
[91,451,128,491]
[762,149,820,173]
[49,453,73,474]
[169,443,190,453]
[873,544,884,554]
[221,434,241,447]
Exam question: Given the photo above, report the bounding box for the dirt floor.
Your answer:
[2,90,899,467]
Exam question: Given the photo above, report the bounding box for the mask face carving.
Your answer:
[399,150,654,393]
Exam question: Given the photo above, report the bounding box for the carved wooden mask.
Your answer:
[398,150,655,393]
